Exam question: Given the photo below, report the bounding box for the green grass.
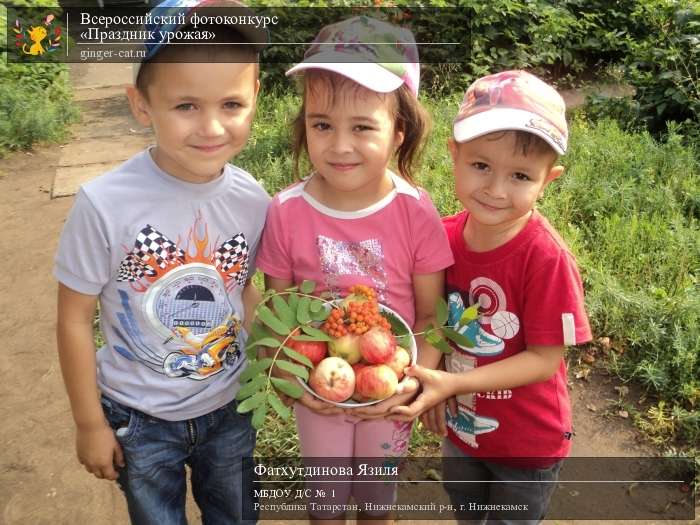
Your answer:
[241,92,699,447]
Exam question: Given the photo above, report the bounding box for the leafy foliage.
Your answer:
[239,280,457,429]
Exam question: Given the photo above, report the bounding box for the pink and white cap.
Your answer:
[286,16,420,97]
[453,70,568,155]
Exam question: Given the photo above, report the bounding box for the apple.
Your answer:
[354,364,398,400]
[328,333,362,364]
[288,337,327,367]
[309,357,355,403]
[385,346,411,380]
[359,327,396,364]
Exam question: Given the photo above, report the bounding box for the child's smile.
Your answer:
[303,80,404,211]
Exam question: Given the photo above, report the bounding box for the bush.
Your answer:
[0,3,79,155]
[540,118,699,442]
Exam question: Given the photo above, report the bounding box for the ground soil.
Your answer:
[0,65,695,525]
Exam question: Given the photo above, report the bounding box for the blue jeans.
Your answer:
[101,395,258,525]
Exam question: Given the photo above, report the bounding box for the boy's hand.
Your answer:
[76,422,124,481]
[350,376,419,419]
[417,397,458,437]
[388,365,458,421]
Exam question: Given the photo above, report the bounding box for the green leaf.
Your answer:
[426,331,452,354]
[436,297,448,326]
[268,392,291,419]
[237,391,265,413]
[271,294,296,329]
[275,359,310,381]
[257,304,291,336]
[383,309,409,338]
[309,299,324,313]
[271,377,304,399]
[247,337,284,349]
[239,358,273,383]
[460,304,479,324]
[296,296,311,325]
[287,291,299,313]
[396,334,413,348]
[310,306,330,322]
[300,325,333,341]
[442,326,475,348]
[235,375,267,400]
[282,346,314,368]
[300,280,316,294]
[247,321,271,345]
[251,402,268,429]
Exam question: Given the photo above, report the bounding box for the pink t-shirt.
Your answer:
[442,210,592,466]
[257,174,454,328]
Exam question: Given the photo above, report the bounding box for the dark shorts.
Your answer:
[442,438,562,525]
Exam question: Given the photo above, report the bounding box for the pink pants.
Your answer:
[295,403,413,518]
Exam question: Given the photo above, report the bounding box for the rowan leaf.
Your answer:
[271,294,296,329]
[251,402,268,429]
[271,377,304,399]
[257,304,290,336]
[300,325,332,341]
[246,337,283,349]
[275,359,310,381]
[236,391,265,413]
[235,375,266,400]
[309,299,324,313]
[282,346,314,368]
[300,280,316,294]
[268,392,291,419]
[296,296,311,325]
[287,291,299,313]
[426,331,453,354]
[239,358,273,383]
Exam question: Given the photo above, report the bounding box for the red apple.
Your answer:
[359,327,396,364]
[288,338,327,367]
[328,333,362,364]
[354,364,398,400]
[385,346,411,380]
[309,357,355,403]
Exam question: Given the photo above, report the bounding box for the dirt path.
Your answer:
[0,64,694,525]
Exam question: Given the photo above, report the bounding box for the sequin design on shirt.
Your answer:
[317,235,387,302]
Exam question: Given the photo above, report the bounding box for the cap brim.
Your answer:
[453,107,567,155]
[286,56,404,93]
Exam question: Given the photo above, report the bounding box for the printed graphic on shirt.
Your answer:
[317,235,388,302]
[445,278,520,448]
[111,212,249,380]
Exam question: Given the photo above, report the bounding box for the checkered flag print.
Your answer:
[134,225,184,269]
[214,233,249,286]
[116,225,184,282]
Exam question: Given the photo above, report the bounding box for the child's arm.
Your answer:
[241,278,262,334]
[56,284,124,481]
[262,275,344,415]
[352,270,444,418]
[390,344,565,422]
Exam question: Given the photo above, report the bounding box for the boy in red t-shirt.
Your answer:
[391,70,592,524]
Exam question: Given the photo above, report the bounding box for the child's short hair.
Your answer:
[133,0,267,95]
[291,70,430,184]
[453,70,568,157]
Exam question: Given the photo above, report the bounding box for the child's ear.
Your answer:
[126,86,152,127]
[539,165,564,198]
[448,138,458,162]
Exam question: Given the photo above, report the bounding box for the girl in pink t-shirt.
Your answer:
[255,16,453,525]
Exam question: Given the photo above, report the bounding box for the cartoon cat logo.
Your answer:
[14,15,61,57]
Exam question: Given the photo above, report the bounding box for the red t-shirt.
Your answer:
[442,210,592,467]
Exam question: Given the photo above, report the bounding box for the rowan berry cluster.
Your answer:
[322,285,392,337]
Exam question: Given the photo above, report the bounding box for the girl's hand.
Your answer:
[417,397,458,437]
[76,422,124,481]
[388,365,458,421]
[349,376,419,419]
[296,390,346,415]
